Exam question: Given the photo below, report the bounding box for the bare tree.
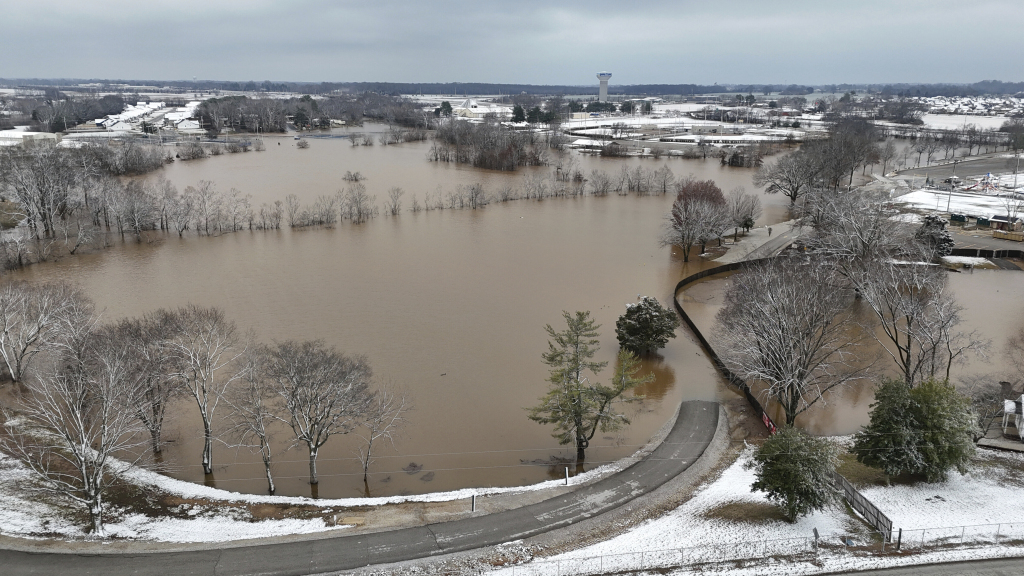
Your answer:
[652,166,675,195]
[661,177,728,262]
[879,139,898,175]
[0,282,87,382]
[588,170,612,197]
[752,150,818,205]
[716,257,867,425]
[225,344,279,494]
[267,340,372,485]
[384,187,405,216]
[285,193,301,228]
[356,381,411,492]
[0,324,147,535]
[803,187,916,277]
[857,261,987,386]
[342,183,377,224]
[110,312,180,455]
[727,186,762,234]
[163,306,243,474]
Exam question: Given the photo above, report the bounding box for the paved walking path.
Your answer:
[0,401,721,576]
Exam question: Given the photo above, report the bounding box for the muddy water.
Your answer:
[10,128,791,499]
[680,269,1024,435]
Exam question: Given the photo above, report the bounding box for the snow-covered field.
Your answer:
[863,449,1024,530]
[893,189,1017,217]
[922,114,1010,131]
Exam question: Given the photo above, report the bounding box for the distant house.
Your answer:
[0,130,62,147]
[990,215,1024,232]
[175,119,202,132]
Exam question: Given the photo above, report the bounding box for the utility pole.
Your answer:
[946,159,960,213]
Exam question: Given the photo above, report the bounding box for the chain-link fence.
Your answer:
[503,537,814,576]
[895,522,1024,551]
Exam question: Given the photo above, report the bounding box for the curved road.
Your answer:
[1,401,720,576]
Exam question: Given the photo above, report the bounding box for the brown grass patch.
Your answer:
[836,453,889,488]
[702,501,789,524]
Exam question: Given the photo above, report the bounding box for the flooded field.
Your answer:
[9,127,792,498]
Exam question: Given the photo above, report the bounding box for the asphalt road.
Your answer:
[0,401,720,576]
[899,153,1020,180]
[833,557,1024,575]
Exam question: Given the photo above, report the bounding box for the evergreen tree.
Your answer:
[747,426,838,522]
[614,296,681,355]
[853,378,975,482]
[913,378,975,482]
[915,214,954,258]
[528,312,648,461]
[511,104,525,123]
[851,379,923,480]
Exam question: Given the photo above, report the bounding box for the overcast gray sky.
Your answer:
[1,0,1020,85]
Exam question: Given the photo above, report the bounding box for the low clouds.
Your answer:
[1,0,1019,84]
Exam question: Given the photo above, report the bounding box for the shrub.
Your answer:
[746,426,838,522]
[852,378,975,482]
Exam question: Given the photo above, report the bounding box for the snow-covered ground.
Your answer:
[921,114,1010,131]
[0,448,630,542]
[941,255,994,267]
[862,449,1024,530]
[893,189,1018,217]
[494,445,1024,576]
[528,446,859,559]
[0,452,346,542]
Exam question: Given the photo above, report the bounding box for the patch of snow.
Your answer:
[862,449,1024,530]
[118,449,626,506]
[893,189,1015,217]
[104,514,341,543]
[941,256,990,266]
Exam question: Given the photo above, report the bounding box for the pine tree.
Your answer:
[528,312,648,462]
[747,426,838,522]
[614,296,681,355]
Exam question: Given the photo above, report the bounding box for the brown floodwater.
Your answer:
[680,268,1024,435]
[8,127,792,499]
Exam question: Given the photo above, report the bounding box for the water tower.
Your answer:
[597,72,612,102]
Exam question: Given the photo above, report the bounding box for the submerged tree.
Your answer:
[164,305,244,475]
[356,381,411,493]
[716,257,867,426]
[528,312,648,462]
[225,344,280,494]
[614,296,680,355]
[267,340,372,486]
